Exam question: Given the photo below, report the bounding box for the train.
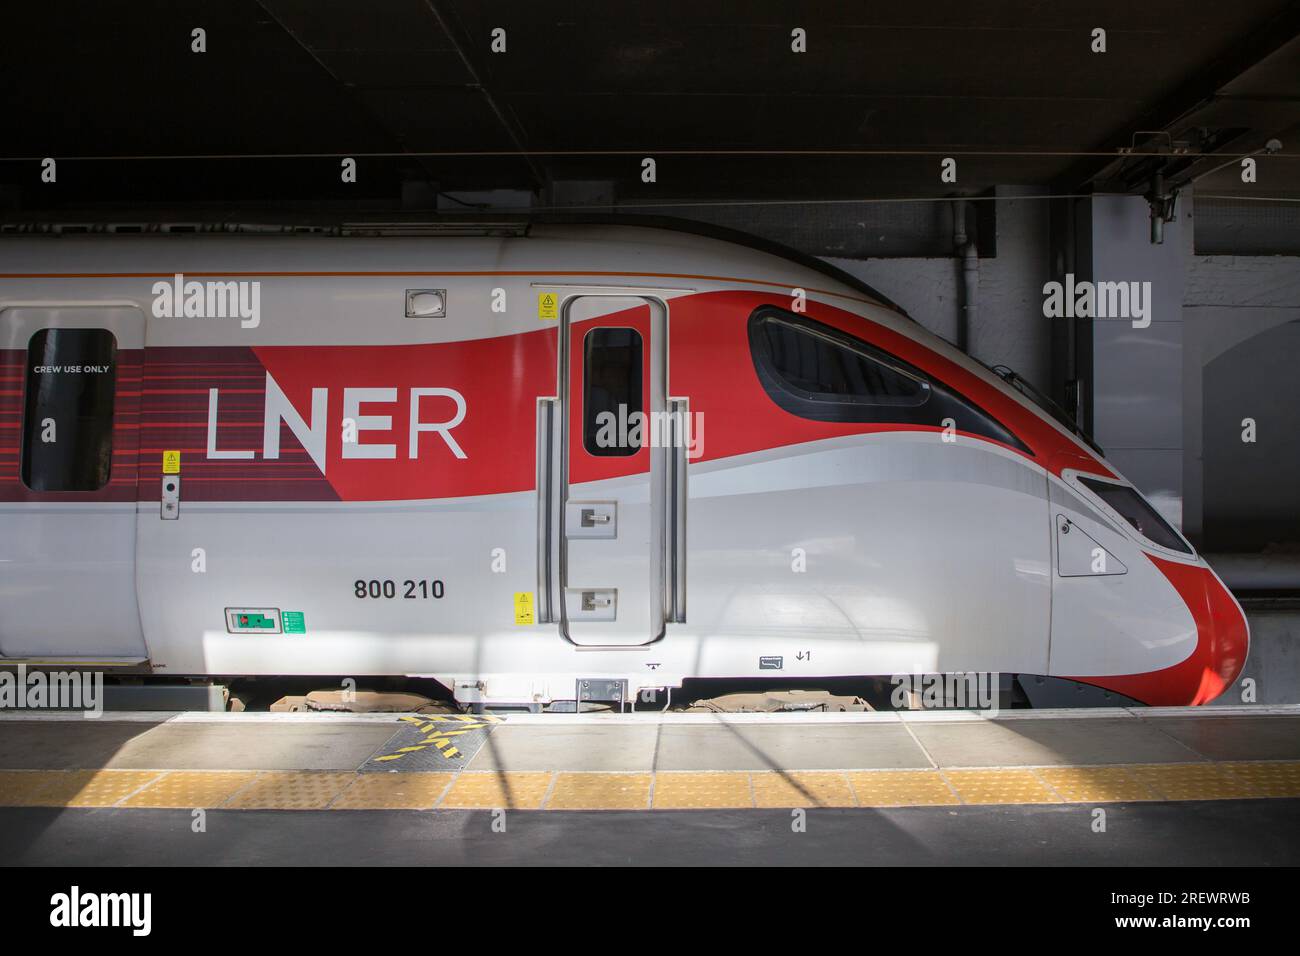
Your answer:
[0,219,1248,708]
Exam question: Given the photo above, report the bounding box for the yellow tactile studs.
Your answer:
[1036,766,1159,803]
[846,770,960,807]
[122,771,259,808]
[943,769,1063,805]
[333,772,455,810]
[549,772,652,810]
[752,771,857,808]
[440,772,552,809]
[5,761,1299,812]
[61,770,164,807]
[1219,761,1300,798]
[652,772,752,809]
[225,772,356,810]
[0,770,161,807]
[0,771,68,807]
[1128,763,1259,801]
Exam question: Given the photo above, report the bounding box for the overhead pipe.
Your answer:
[952,200,977,353]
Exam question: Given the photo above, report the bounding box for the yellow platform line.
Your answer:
[2,763,1298,811]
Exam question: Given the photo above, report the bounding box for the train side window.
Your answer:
[756,313,930,407]
[583,327,643,457]
[21,328,118,492]
[1077,477,1192,554]
[747,307,1030,453]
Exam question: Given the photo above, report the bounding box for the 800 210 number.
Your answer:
[353,579,445,600]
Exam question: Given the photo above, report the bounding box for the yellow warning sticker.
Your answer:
[537,292,558,320]
[162,450,181,474]
[514,591,536,625]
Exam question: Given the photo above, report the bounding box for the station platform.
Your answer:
[3,705,1299,865]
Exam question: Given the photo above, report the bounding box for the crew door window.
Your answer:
[583,327,643,457]
[21,328,118,491]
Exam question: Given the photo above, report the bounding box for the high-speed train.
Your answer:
[0,219,1247,707]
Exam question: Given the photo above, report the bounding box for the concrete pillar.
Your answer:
[1076,190,1193,529]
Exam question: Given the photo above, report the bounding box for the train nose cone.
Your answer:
[1196,567,1250,704]
[1160,559,1250,705]
[1115,556,1251,706]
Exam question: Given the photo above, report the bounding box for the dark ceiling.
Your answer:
[2,0,1298,216]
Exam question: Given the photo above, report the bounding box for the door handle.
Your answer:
[582,590,613,610]
[566,500,617,538]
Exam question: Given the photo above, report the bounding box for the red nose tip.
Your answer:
[1075,557,1249,706]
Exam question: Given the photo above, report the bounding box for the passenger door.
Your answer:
[536,293,685,646]
[0,306,147,660]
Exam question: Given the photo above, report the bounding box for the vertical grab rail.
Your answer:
[666,397,688,622]
[535,397,560,623]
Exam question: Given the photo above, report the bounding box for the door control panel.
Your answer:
[161,475,181,519]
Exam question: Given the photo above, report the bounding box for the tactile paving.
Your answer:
[122,771,259,808]
[1037,766,1159,803]
[439,771,552,809]
[225,772,357,810]
[652,772,752,809]
[845,770,959,807]
[548,772,652,810]
[61,770,164,807]
[1218,761,1300,798]
[0,769,161,807]
[751,771,857,807]
[1127,762,1259,801]
[943,769,1062,805]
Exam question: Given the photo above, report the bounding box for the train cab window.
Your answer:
[21,328,118,492]
[748,307,1030,452]
[757,312,930,408]
[583,327,643,457]
[1077,477,1192,554]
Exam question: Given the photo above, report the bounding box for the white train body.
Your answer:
[0,223,1247,706]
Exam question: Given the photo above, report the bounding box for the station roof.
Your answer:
[2,1,1297,212]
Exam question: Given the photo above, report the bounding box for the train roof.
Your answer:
[1,211,909,320]
[520,214,911,319]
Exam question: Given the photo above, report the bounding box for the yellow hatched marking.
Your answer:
[225,772,357,810]
[1219,761,1300,798]
[652,772,753,809]
[751,771,857,808]
[944,769,1062,805]
[1128,763,1259,801]
[440,772,552,809]
[548,773,652,810]
[846,770,960,807]
[122,771,260,808]
[1036,766,1159,803]
[332,773,456,810]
